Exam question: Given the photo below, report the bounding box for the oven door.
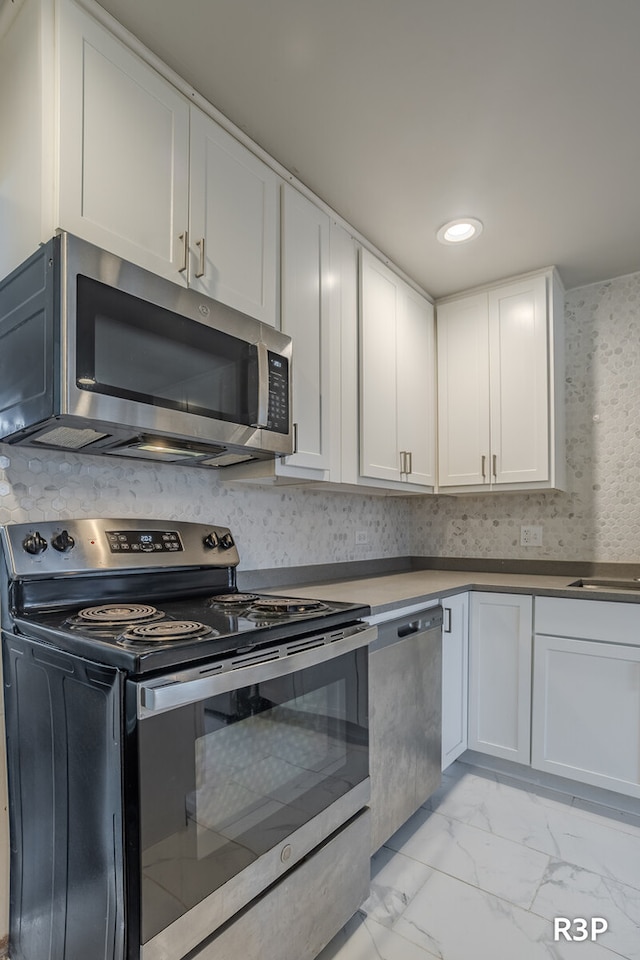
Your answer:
[131,624,372,960]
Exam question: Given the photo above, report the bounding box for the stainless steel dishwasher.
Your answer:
[369,605,443,852]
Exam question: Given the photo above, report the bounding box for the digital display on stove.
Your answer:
[105,530,183,554]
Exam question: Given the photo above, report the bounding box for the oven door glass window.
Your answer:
[136,647,368,943]
[76,275,258,424]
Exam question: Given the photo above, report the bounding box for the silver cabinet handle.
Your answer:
[492,454,497,480]
[399,451,407,474]
[195,236,206,278]
[178,230,188,273]
[406,451,412,475]
[481,454,487,480]
[444,607,452,633]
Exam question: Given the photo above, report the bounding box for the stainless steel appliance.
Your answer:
[0,233,293,467]
[369,606,442,851]
[0,519,373,960]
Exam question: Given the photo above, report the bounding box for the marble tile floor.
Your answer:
[316,761,640,960]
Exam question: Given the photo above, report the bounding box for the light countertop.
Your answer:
[267,569,640,617]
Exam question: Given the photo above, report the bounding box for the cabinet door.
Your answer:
[489,275,549,484]
[281,185,331,471]
[397,288,436,487]
[442,593,469,770]
[330,223,359,484]
[437,294,491,487]
[359,250,401,482]
[468,593,532,763]
[189,110,278,325]
[57,0,190,281]
[532,634,640,798]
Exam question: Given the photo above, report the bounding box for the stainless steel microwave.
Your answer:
[0,233,293,468]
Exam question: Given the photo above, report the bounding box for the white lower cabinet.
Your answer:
[441,593,469,770]
[532,598,640,798]
[468,592,532,763]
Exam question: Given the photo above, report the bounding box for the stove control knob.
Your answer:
[22,531,48,555]
[203,532,220,550]
[219,533,235,550]
[51,530,75,553]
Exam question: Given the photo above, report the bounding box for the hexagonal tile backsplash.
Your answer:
[2,270,640,567]
[0,445,414,571]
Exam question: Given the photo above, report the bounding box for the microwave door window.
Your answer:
[75,276,258,425]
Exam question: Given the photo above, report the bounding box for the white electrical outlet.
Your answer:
[355,531,368,545]
[520,525,543,547]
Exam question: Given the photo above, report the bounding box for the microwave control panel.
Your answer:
[267,352,290,434]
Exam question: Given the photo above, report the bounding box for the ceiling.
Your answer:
[95,0,640,299]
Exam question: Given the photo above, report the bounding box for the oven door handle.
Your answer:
[137,623,376,718]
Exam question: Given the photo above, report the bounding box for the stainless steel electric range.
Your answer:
[1,519,374,960]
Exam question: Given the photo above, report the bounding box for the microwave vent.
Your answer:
[200,452,255,467]
[109,444,200,463]
[31,426,109,449]
[106,435,241,465]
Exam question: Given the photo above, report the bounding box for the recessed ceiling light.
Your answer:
[437,218,483,245]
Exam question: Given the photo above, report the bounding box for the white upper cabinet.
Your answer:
[223,202,344,486]
[280,185,331,472]
[58,0,279,323]
[437,270,565,493]
[436,292,490,486]
[329,222,359,485]
[188,110,278,325]
[489,277,551,485]
[360,252,400,484]
[57,0,191,282]
[360,250,436,492]
[397,285,437,487]
[4,0,278,323]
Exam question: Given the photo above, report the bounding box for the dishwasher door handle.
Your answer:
[369,608,443,653]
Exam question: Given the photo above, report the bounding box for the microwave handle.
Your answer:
[252,342,270,429]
